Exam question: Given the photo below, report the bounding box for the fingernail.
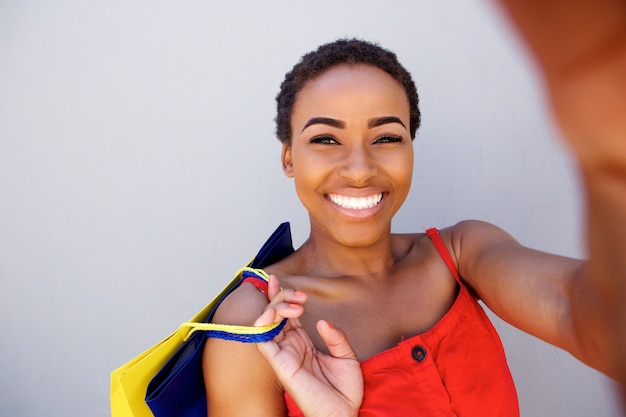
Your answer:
[295,291,306,297]
[326,321,335,329]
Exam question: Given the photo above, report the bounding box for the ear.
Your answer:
[281,143,294,178]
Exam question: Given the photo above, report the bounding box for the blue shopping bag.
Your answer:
[144,222,295,417]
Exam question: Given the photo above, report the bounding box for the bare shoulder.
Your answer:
[446,219,519,255]
[202,283,286,416]
[211,281,270,326]
[406,220,516,263]
[432,220,522,291]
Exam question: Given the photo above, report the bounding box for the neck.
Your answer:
[296,229,399,278]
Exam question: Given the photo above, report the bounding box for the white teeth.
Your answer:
[329,193,383,210]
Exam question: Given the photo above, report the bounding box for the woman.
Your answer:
[203,2,626,413]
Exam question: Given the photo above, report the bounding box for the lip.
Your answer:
[325,192,386,219]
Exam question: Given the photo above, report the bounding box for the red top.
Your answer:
[245,228,519,417]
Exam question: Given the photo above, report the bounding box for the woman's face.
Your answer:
[283,63,414,248]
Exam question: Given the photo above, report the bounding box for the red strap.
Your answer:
[426,228,461,283]
[242,277,269,298]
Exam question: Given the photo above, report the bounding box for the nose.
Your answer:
[339,144,377,185]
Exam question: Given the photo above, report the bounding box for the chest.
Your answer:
[285,269,459,361]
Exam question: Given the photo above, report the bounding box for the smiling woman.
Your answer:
[198,39,524,417]
[4,1,625,416]
[199,23,626,415]
[284,64,414,244]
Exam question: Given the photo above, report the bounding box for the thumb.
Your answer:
[253,307,276,327]
[253,308,281,359]
[316,320,358,360]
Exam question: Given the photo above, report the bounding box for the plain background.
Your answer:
[1,0,623,415]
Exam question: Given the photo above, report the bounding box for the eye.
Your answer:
[310,135,339,145]
[374,135,403,144]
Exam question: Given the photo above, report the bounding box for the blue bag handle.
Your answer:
[145,222,295,417]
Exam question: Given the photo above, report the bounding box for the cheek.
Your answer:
[290,150,333,183]
[388,151,414,186]
[290,161,324,200]
[292,174,325,215]
[389,156,414,207]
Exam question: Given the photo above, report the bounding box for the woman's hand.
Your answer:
[254,275,364,417]
[497,0,626,172]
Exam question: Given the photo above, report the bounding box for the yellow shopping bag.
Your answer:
[110,287,231,417]
[110,222,294,417]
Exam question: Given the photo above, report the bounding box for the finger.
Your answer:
[271,301,305,320]
[255,338,280,363]
[316,320,359,361]
[267,274,281,300]
[253,308,289,360]
[267,275,308,305]
[253,307,277,327]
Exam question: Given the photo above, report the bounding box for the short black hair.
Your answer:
[275,38,420,144]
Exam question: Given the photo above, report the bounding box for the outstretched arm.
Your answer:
[496,0,626,381]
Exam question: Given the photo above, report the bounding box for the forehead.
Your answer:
[293,64,409,122]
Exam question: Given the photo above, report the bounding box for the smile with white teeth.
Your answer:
[328,193,383,210]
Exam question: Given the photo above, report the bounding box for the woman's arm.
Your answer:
[202,276,363,417]
[460,0,626,382]
[449,218,626,382]
[447,222,597,368]
[495,0,626,382]
[202,284,289,416]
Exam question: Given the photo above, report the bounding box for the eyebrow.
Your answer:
[368,116,406,129]
[301,117,345,132]
[301,116,405,132]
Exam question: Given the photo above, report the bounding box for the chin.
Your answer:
[329,222,390,248]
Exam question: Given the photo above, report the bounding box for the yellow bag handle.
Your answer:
[180,267,287,342]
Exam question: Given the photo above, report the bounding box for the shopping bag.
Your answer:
[110,296,224,417]
[110,222,295,417]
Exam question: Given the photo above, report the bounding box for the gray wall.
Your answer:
[0,0,621,415]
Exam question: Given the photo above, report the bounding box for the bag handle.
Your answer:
[180,267,287,343]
